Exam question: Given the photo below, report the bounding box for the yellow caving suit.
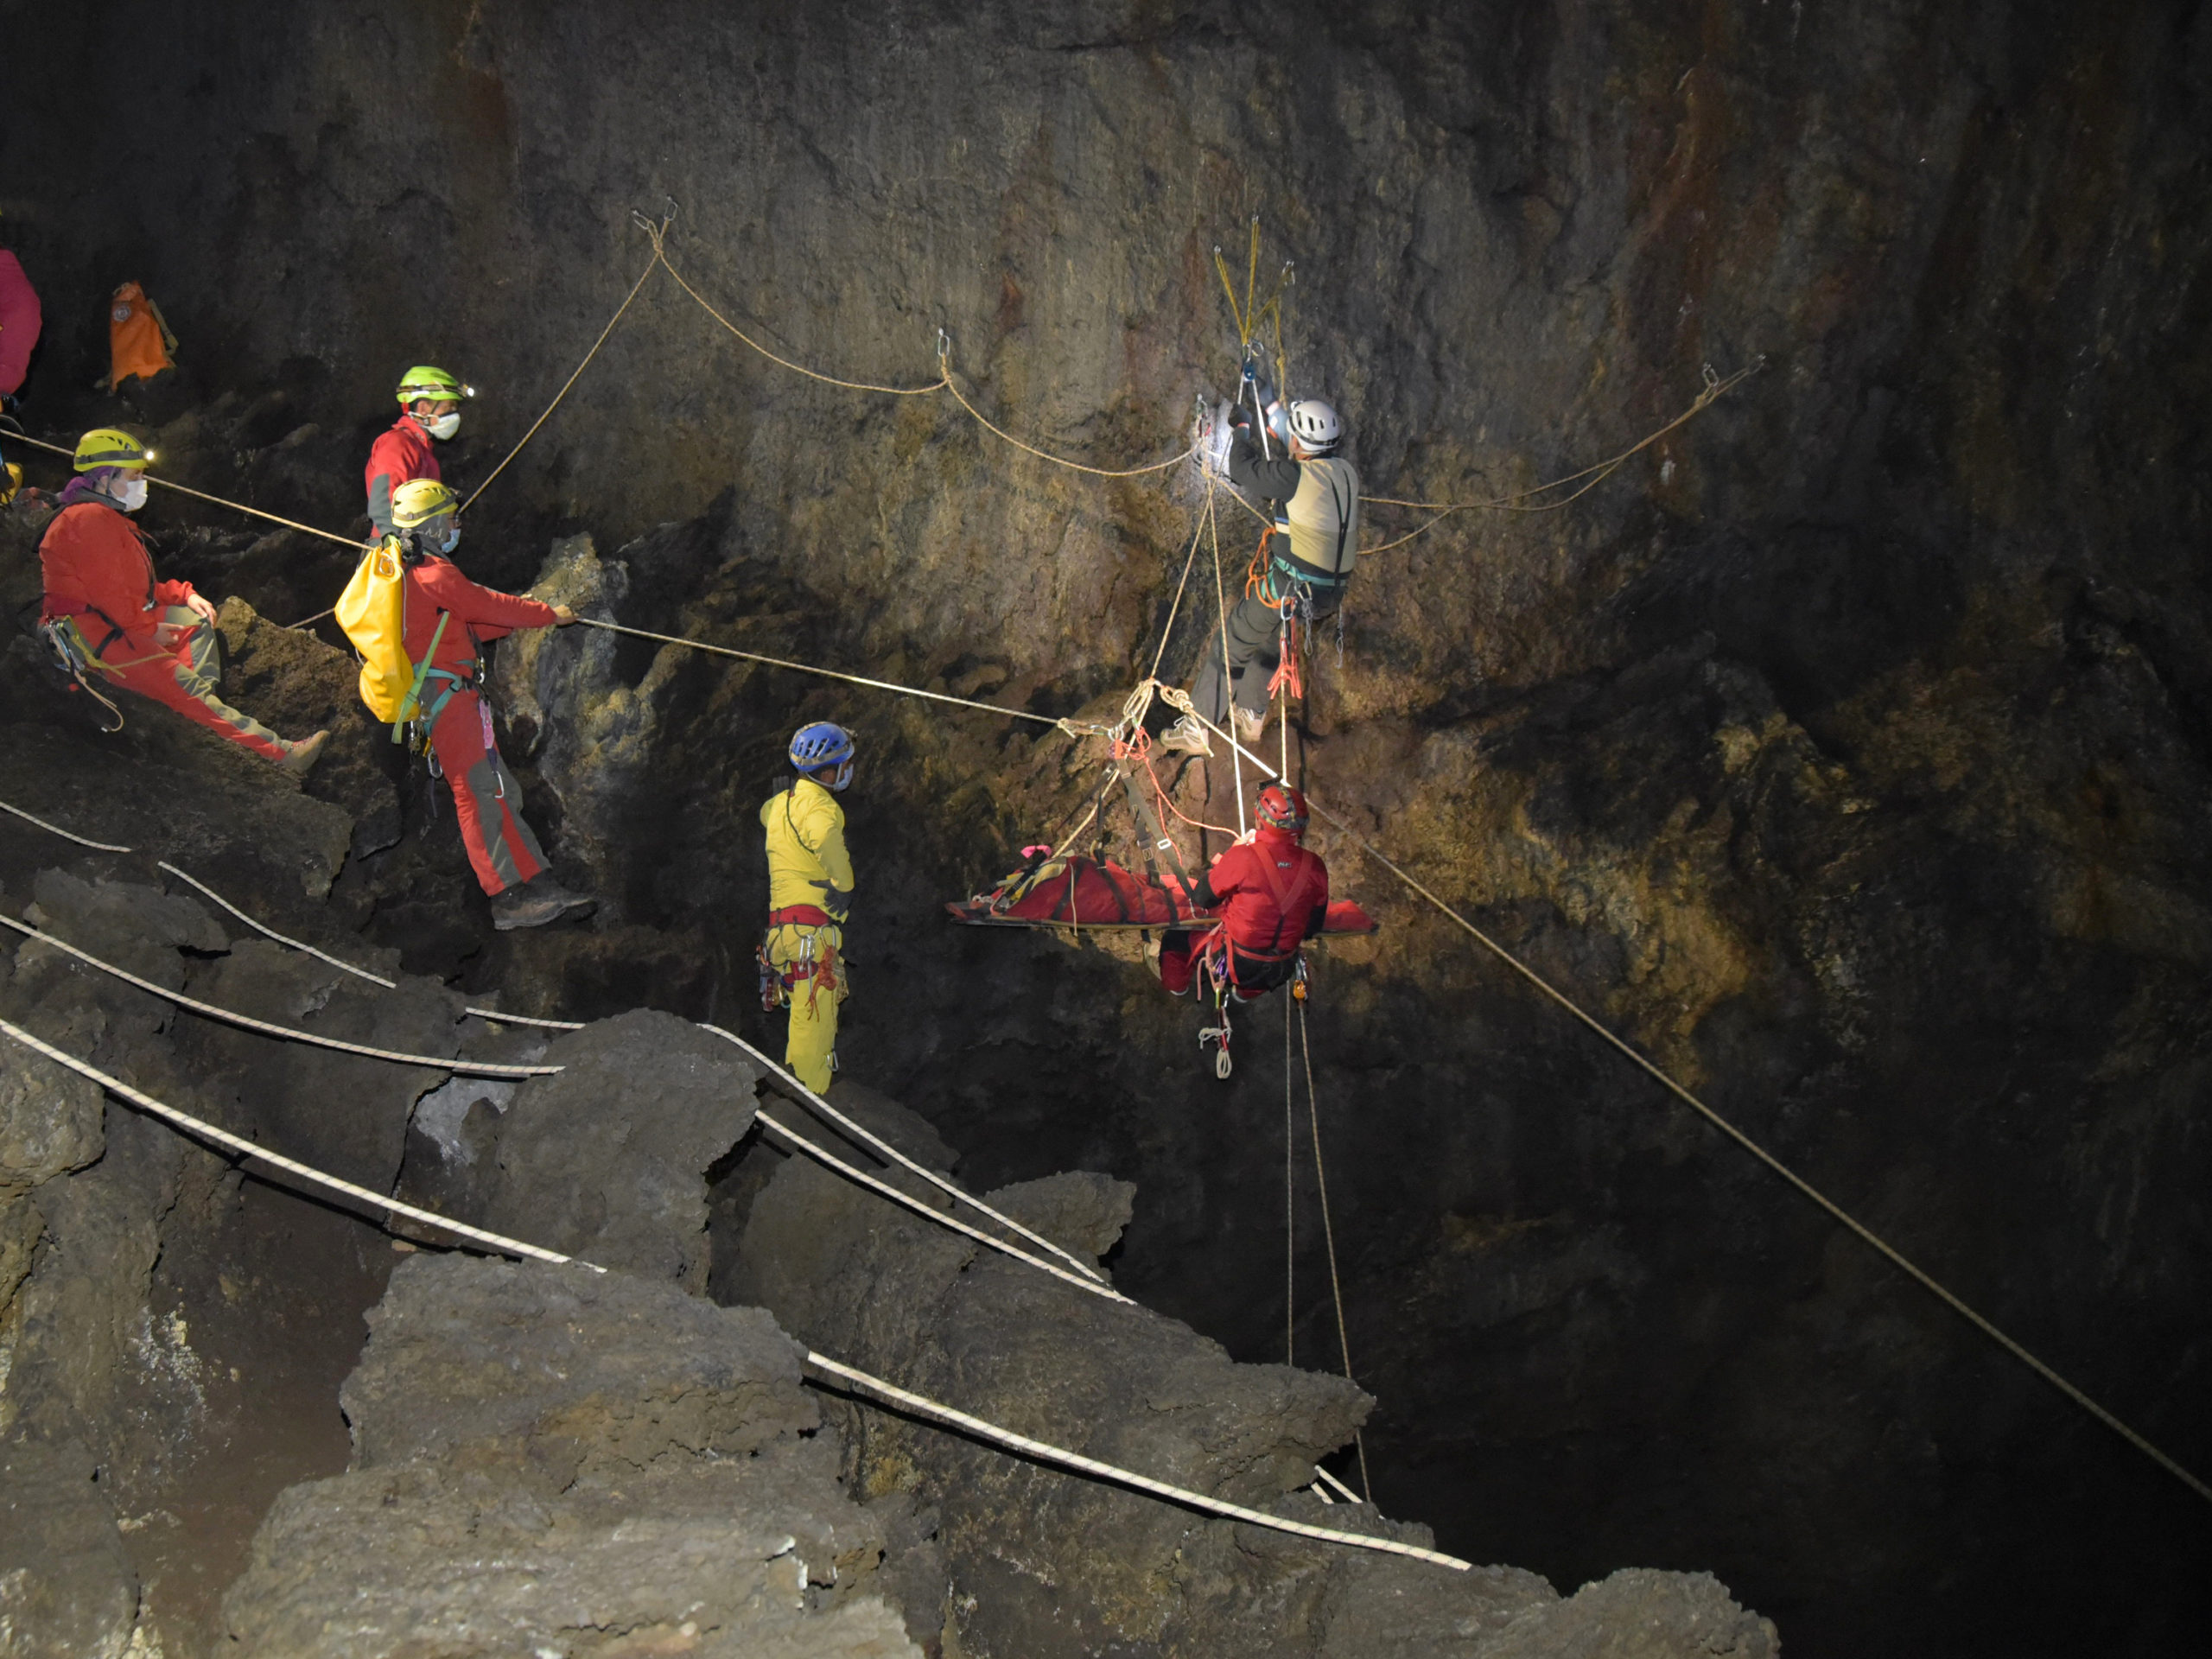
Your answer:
[760,776,854,1093]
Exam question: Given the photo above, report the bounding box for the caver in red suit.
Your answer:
[1159,813,1330,1000]
[398,555,559,895]
[39,476,311,765]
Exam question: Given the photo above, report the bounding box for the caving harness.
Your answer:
[1189,836,1325,1078]
[35,613,127,733]
[756,903,843,1020]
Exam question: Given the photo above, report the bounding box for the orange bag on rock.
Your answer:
[106,281,176,386]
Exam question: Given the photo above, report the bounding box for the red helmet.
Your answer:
[1255,783,1308,835]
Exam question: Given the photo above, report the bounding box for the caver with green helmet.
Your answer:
[365,363,476,537]
[36,425,327,774]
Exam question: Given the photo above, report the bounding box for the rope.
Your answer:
[1300,1000,1371,1500]
[462,232,666,512]
[1284,995,1296,1366]
[1146,486,1214,685]
[571,618,1075,729]
[464,1007,588,1031]
[0,1012,1451,1569]
[0,1017,581,1266]
[1313,1464,1365,1507]
[158,861,397,988]
[1164,700,2212,1507]
[0,914,556,1078]
[3,431,364,550]
[698,1023,1110,1284]
[0,796,135,853]
[803,1350,1471,1570]
[1360,360,1764,556]
[646,222,945,396]
[754,1107,1128,1303]
[938,369,1198,480]
[1205,499,1248,835]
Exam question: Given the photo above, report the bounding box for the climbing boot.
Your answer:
[1158,715,1213,757]
[279,729,329,777]
[492,876,598,931]
[1231,705,1267,747]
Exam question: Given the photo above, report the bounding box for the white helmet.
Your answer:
[1287,399,1343,450]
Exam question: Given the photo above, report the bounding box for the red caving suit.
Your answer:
[1159,823,1331,999]
[364,416,439,538]
[39,493,294,760]
[400,555,557,895]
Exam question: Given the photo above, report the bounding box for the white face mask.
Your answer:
[437,524,461,554]
[426,412,461,441]
[111,475,149,512]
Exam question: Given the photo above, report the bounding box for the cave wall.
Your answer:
[3,2,2211,1655]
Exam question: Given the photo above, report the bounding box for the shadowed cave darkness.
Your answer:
[3,0,2212,1654]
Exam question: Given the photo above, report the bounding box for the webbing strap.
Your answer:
[1119,767,1198,899]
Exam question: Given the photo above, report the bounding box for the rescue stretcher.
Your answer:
[946,853,1378,936]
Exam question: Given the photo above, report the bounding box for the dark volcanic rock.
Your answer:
[224,1255,928,1657]
[0,1435,140,1659]
[410,1009,760,1285]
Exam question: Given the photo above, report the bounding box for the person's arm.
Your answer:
[1301,859,1332,940]
[414,559,562,633]
[0,251,40,397]
[1192,844,1251,912]
[1226,427,1303,504]
[801,798,855,920]
[79,516,163,639]
[364,434,402,538]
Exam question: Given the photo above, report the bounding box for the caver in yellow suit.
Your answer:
[759,723,856,1093]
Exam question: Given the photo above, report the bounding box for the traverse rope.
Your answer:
[0,1017,580,1266]
[2,429,364,550]
[0,797,135,854]
[803,1351,1470,1570]
[1359,360,1764,556]
[1166,699,2212,1507]
[0,1014,1462,1571]
[753,1106,1129,1303]
[699,1022,1111,1284]
[571,617,1085,731]
[0,914,557,1078]
[461,221,670,512]
[159,861,398,988]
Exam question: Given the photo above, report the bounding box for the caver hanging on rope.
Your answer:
[343,479,595,931]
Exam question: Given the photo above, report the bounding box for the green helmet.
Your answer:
[391,479,460,530]
[73,427,155,473]
[394,365,475,407]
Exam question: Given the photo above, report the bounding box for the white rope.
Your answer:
[0,797,135,853]
[464,1007,588,1030]
[1313,1464,1366,1506]
[157,861,397,988]
[573,620,1075,729]
[0,1017,582,1267]
[1300,1000,1372,1500]
[1165,700,2212,1508]
[0,914,556,1078]
[804,1350,1469,1570]
[754,1109,1129,1304]
[699,1023,1109,1283]
[1,1015,1447,1568]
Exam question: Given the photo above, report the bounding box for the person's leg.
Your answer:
[768,924,841,1092]
[429,690,548,896]
[1224,594,1285,719]
[1157,929,1197,995]
[99,634,291,762]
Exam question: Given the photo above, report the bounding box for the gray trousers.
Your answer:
[1190,589,1338,723]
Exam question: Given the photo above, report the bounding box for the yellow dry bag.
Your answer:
[335,538,446,733]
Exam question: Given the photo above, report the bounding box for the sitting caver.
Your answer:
[356,478,594,931]
[37,427,327,770]
[1163,377,1360,756]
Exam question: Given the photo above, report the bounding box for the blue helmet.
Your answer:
[790,721,855,788]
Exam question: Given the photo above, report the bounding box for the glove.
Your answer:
[1225,403,1252,431]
